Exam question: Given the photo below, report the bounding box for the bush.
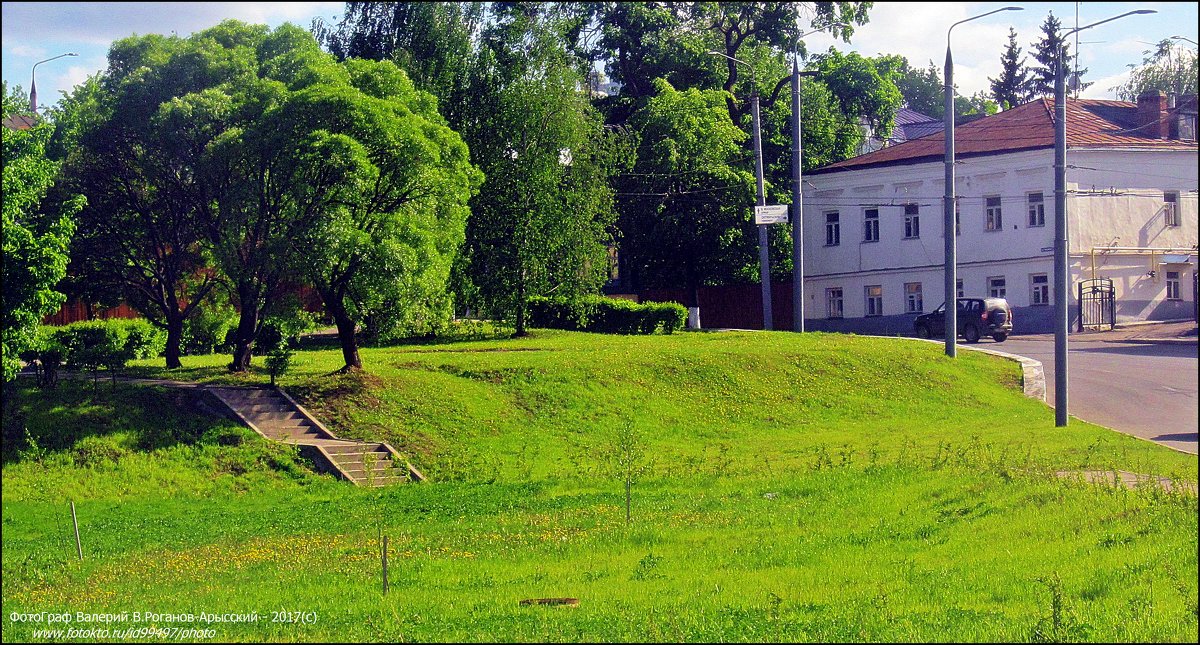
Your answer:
[265,348,293,386]
[44,319,164,376]
[257,300,318,353]
[527,296,687,335]
[183,301,238,355]
[115,319,166,359]
[20,327,66,388]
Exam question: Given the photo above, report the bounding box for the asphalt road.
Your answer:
[996,335,1198,455]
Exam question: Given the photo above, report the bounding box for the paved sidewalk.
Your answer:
[1014,319,1198,344]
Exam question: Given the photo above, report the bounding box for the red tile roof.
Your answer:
[812,97,1197,175]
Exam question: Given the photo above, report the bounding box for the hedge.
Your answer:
[527,296,687,335]
[32,319,166,374]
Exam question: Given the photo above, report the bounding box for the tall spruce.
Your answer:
[989,27,1033,109]
[1029,12,1090,97]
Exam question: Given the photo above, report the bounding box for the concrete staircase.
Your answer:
[207,386,423,487]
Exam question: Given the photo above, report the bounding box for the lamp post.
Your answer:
[1052,9,1156,427]
[1170,35,1198,46]
[791,24,846,333]
[944,7,1023,359]
[30,52,78,114]
[709,50,772,330]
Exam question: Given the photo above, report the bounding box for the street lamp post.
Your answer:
[790,25,845,333]
[944,7,1023,359]
[1170,35,1198,46]
[1053,9,1156,427]
[30,52,78,114]
[709,50,772,330]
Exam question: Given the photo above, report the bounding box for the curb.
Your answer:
[1096,337,1197,346]
[907,337,1046,402]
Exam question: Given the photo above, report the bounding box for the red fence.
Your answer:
[638,281,799,330]
[42,300,141,326]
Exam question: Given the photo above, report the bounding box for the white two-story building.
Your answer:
[802,92,1197,334]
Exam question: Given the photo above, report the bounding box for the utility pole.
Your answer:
[944,7,1024,359]
[1053,9,1156,427]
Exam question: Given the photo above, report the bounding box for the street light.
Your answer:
[1170,35,1198,46]
[791,23,848,332]
[1052,9,1156,427]
[708,49,772,330]
[944,7,1023,359]
[30,52,78,114]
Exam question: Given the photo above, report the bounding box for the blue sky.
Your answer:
[4,2,1197,111]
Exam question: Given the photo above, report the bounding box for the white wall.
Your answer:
[802,146,1197,326]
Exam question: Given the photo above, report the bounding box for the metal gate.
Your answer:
[1077,278,1115,331]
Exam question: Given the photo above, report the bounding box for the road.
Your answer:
[996,335,1198,454]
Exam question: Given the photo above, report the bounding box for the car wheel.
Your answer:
[992,332,1008,342]
[963,324,981,343]
[915,324,931,339]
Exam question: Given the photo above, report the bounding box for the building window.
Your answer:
[904,204,920,239]
[1030,273,1049,305]
[865,285,883,317]
[1028,192,1045,227]
[1164,191,1180,227]
[988,276,1006,299]
[985,196,1003,231]
[956,278,964,299]
[904,282,923,313]
[1166,271,1181,300]
[826,288,844,318]
[863,208,879,242]
[825,211,840,246]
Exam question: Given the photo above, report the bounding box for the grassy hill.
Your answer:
[3,330,1196,642]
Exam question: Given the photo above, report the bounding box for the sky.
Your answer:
[3,2,1197,112]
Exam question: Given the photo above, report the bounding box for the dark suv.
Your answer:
[914,297,1013,343]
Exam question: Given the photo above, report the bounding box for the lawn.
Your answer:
[2,330,1196,642]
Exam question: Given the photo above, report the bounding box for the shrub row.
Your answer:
[22,319,166,381]
[528,296,687,335]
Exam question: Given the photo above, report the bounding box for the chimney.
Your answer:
[1136,90,1168,139]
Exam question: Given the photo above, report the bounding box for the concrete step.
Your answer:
[243,411,304,423]
[332,455,394,469]
[341,465,397,479]
[241,403,292,413]
[271,429,324,440]
[321,443,382,455]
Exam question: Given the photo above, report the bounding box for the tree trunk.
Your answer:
[514,278,528,337]
[230,284,258,372]
[330,296,362,371]
[164,315,184,369]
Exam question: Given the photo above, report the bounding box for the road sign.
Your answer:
[755,204,789,225]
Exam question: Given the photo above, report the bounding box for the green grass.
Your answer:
[2,330,1196,642]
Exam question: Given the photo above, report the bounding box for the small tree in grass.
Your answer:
[602,421,653,525]
[265,348,293,387]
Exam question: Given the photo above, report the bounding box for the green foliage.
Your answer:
[1113,40,1198,101]
[458,8,625,335]
[528,296,687,335]
[182,295,238,356]
[44,319,165,375]
[265,348,294,387]
[2,82,81,382]
[119,319,167,360]
[990,27,1035,110]
[615,79,757,293]
[256,300,318,354]
[1029,12,1090,97]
